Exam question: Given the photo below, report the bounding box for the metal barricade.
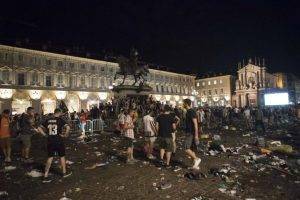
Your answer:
[92,119,104,133]
[85,120,94,133]
[69,120,80,133]
[69,119,105,134]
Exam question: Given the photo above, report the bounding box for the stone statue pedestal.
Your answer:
[112,84,153,98]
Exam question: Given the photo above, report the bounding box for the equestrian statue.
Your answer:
[114,48,150,86]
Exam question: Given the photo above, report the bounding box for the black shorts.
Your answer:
[47,140,65,157]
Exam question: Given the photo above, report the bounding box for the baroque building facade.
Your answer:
[232,59,294,107]
[0,45,196,114]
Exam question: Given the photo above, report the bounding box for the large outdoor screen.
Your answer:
[264,93,289,106]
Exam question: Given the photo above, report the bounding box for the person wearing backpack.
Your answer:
[0,109,12,163]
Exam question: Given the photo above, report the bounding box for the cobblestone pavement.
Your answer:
[1,122,300,200]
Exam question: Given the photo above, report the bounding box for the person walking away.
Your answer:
[0,109,12,162]
[243,106,252,130]
[170,109,180,154]
[183,99,201,170]
[19,107,39,163]
[124,109,137,164]
[79,110,87,139]
[255,107,265,134]
[143,110,157,159]
[38,108,72,183]
[156,105,176,168]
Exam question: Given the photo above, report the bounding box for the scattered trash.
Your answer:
[85,162,108,169]
[260,148,272,155]
[213,135,221,141]
[160,183,172,190]
[200,134,209,139]
[4,166,16,172]
[26,170,44,178]
[59,192,72,200]
[66,160,74,165]
[191,195,204,200]
[0,191,8,197]
[94,151,103,157]
[185,172,207,180]
[117,185,125,190]
[268,145,293,154]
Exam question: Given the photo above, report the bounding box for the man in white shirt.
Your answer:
[143,110,157,160]
[243,106,252,130]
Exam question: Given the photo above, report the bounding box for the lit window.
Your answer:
[196,82,200,87]
[202,82,205,86]
[46,76,52,86]
[57,74,63,84]
[32,72,38,84]
[18,73,25,85]
[69,63,74,69]
[58,61,63,67]
[80,77,85,86]
[220,80,223,84]
[46,59,51,65]
[2,70,10,83]
[214,80,217,84]
[208,81,211,85]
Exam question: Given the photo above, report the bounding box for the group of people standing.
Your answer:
[0,107,72,183]
[117,98,201,169]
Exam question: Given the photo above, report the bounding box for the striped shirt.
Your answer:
[124,115,134,139]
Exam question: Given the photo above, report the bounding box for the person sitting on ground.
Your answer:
[38,108,72,183]
[0,109,12,163]
[156,105,176,168]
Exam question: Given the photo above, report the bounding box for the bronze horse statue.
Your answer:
[114,55,150,86]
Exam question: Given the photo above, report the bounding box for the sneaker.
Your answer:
[147,154,156,160]
[164,165,172,169]
[127,159,138,164]
[63,172,72,178]
[192,158,201,169]
[42,177,52,183]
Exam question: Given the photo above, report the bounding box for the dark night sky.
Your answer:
[0,0,299,76]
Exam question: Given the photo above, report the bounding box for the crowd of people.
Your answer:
[0,95,299,183]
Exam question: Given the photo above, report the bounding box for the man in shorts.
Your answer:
[143,109,157,160]
[124,109,136,164]
[0,109,11,162]
[19,107,39,163]
[183,99,201,170]
[156,105,176,168]
[39,108,71,183]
